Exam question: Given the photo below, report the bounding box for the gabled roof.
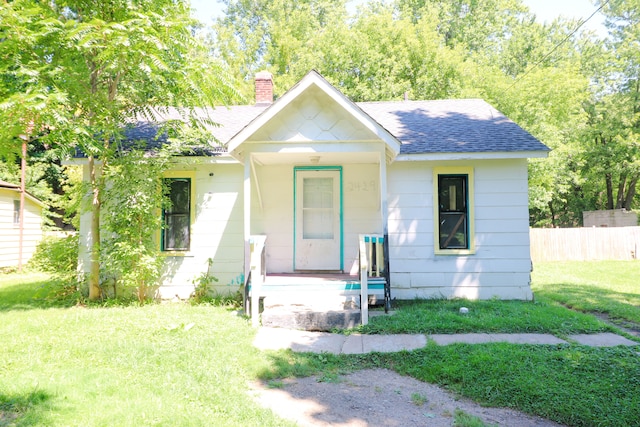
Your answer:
[72,71,549,160]
[207,73,549,158]
[227,70,402,160]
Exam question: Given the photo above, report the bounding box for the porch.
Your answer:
[245,235,391,330]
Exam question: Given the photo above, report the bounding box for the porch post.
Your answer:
[242,154,251,260]
[379,151,391,313]
[379,151,388,243]
[244,156,258,326]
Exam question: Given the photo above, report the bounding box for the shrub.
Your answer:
[29,233,81,303]
[29,233,78,277]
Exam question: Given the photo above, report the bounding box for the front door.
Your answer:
[294,168,342,271]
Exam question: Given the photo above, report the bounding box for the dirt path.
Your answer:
[249,368,564,426]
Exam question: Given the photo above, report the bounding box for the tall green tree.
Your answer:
[0,1,67,159]
[2,0,236,299]
[396,0,529,55]
[581,0,640,212]
[215,0,468,101]
[214,0,348,99]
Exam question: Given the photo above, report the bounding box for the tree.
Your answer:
[0,2,67,160]
[396,0,529,55]
[2,0,236,299]
[215,0,469,101]
[581,0,640,212]
[214,0,348,99]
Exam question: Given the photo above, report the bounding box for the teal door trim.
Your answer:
[293,166,344,271]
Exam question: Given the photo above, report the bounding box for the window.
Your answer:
[13,200,20,225]
[162,177,192,251]
[434,167,475,254]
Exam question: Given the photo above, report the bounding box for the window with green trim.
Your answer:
[162,178,191,251]
[437,174,469,250]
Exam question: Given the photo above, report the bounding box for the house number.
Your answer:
[346,180,377,192]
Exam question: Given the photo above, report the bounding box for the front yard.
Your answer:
[1,262,639,426]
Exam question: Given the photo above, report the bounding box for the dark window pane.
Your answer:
[439,212,467,249]
[167,179,190,214]
[164,214,190,251]
[438,175,468,250]
[163,178,191,251]
[438,176,466,212]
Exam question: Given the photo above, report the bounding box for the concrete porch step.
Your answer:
[261,294,362,331]
[263,294,360,310]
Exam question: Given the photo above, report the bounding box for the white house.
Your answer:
[76,70,549,309]
[0,180,45,268]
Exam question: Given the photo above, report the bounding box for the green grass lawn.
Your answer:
[359,298,612,336]
[531,260,640,327]
[2,263,639,427]
[0,273,298,427]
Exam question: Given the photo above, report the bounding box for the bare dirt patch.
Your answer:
[249,368,564,426]
[593,312,640,337]
[0,411,19,427]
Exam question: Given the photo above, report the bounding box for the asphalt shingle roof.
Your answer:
[78,98,548,157]
[130,106,268,155]
[358,99,549,154]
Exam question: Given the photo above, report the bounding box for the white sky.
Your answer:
[191,0,605,33]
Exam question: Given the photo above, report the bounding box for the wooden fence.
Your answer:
[530,227,640,262]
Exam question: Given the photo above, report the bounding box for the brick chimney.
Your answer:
[255,71,273,105]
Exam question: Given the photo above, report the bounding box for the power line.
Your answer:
[504,0,610,93]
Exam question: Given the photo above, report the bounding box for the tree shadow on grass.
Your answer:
[0,276,77,312]
[535,282,640,312]
[535,282,640,330]
[0,390,52,427]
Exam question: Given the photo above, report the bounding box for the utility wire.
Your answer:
[504,0,610,93]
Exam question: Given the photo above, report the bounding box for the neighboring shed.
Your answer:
[583,209,638,228]
[0,180,45,268]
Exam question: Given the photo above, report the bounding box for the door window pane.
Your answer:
[302,177,333,239]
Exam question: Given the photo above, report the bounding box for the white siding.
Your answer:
[386,159,533,300]
[251,164,294,272]
[159,163,245,298]
[343,164,383,273]
[0,189,43,268]
[75,155,534,301]
[78,162,246,299]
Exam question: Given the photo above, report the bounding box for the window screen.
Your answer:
[162,178,191,251]
[438,175,468,250]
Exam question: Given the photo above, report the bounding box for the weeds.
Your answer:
[454,409,496,427]
[411,392,427,406]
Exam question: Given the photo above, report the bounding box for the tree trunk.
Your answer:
[88,155,102,300]
[605,173,614,210]
[623,176,638,210]
[18,139,27,273]
[548,200,556,228]
[615,175,627,209]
